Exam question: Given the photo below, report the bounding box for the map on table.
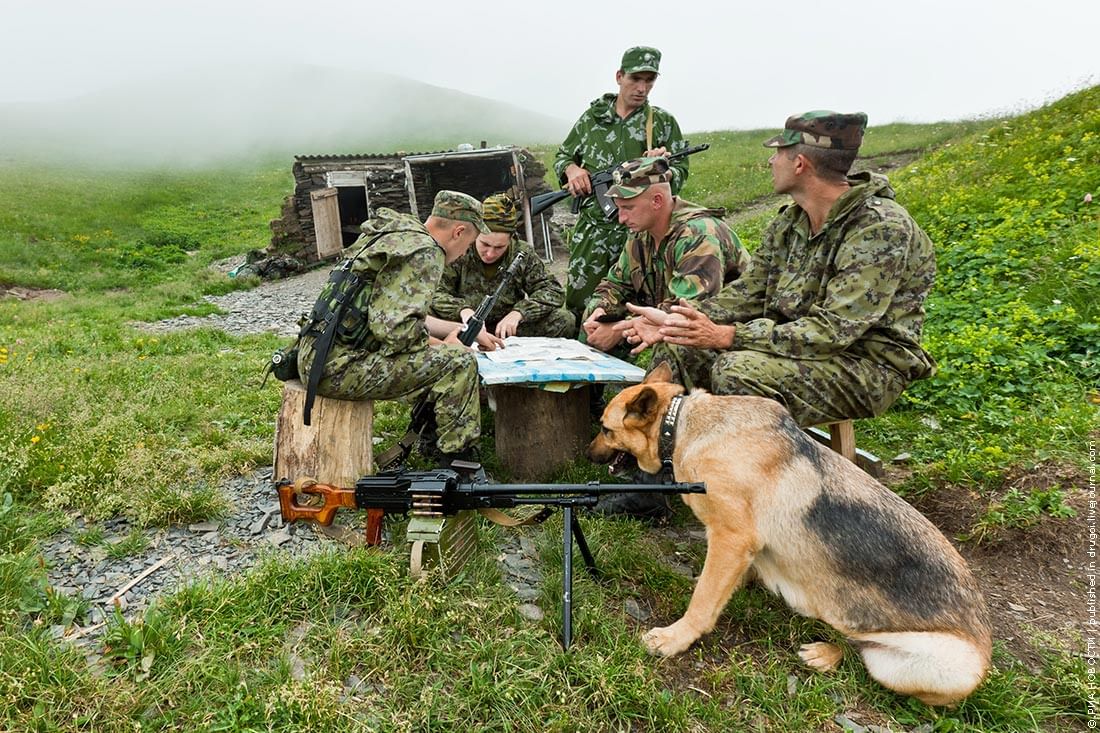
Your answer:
[475,337,645,386]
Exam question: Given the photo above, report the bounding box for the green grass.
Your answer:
[0,91,1096,731]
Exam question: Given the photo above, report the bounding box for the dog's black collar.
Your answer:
[658,394,685,476]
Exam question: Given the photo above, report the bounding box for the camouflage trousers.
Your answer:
[299,342,480,453]
[491,307,577,339]
[651,344,907,427]
[565,209,628,316]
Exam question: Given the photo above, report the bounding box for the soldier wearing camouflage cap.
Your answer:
[582,156,748,356]
[297,189,502,466]
[554,45,689,323]
[432,192,575,340]
[620,111,937,428]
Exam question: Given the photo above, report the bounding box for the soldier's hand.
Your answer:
[623,302,669,327]
[585,321,622,353]
[643,146,669,158]
[661,299,736,350]
[564,164,593,197]
[494,311,523,339]
[613,316,664,355]
[475,329,505,351]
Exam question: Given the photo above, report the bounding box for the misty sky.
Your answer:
[4,0,1096,133]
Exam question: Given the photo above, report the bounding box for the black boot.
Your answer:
[435,444,480,469]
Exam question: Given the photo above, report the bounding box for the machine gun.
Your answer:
[375,251,527,470]
[529,143,709,221]
[276,462,705,649]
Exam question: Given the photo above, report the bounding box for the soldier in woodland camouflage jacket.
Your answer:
[620,112,936,426]
[554,46,688,319]
[297,191,499,459]
[582,156,749,355]
[431,192,575,339]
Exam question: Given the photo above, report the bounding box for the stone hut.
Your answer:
[267,145,563,266]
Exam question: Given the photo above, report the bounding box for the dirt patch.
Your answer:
[908,462,1088,671]
[0,284,67,302]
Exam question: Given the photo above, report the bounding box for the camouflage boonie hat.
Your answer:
[480,192,521,233]
[431,190,490,234]
[620,46,661,75]
[763,111,868,150]
[606,156,672,199]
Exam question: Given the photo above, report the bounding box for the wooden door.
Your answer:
[310,187,342,260]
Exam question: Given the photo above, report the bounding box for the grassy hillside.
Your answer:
[0,89,1095,731]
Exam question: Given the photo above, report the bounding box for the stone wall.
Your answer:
[266,148,565,265]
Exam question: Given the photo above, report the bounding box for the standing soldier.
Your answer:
[431,192,575,339]
[554,46,688,324]
[296,190,501,465]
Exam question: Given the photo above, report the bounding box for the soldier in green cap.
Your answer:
[620,111,937,429]
[581,155,749,356]
[297,190,504,465]
[554,45,688,324]
[431,192,575,339]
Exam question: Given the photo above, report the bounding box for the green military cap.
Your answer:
[606,156,672,199]
[431,190,490,234]
[763,111,868,150]
[620,46,661,75]
[480,192,521,233]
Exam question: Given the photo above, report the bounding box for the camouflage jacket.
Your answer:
[301,208,443,369]
[702,172,936,381]
[430,239,565,324]
[588,198,750,319]
[554,94,689,218]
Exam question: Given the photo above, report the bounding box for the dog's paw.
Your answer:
[642,622,698,657]
[798,641,844,672]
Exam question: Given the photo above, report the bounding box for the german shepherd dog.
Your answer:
[587,363,991,706]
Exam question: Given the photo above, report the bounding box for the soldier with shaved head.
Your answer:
[581,155,749,356]
[621,111,937,429]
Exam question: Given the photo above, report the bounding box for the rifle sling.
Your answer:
[478,506,554,527]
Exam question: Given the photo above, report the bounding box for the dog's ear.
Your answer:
[623,386,661,428]
[645,361,674,385]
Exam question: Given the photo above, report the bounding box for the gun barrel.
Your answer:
[464,482,704,495]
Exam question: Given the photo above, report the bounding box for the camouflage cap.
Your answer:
[620,46,661,75]
[480,192,521,233]
[763,111,868,150]
[606,156,672,199]
[430,190,490,234]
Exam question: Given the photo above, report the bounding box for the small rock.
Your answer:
[517,604,544,622]
[786,675,798,697]
[834,714,866,733]
[891,452,912,464]
[188,521,220,533]
[1007,602,1028,612]
[267,531,292,546]
[624,598,650,622]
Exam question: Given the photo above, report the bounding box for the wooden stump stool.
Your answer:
[806,419,884,478]
[273,379,373,487]
[490,384,591,481]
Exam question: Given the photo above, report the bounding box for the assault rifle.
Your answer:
[375,250,527,470]
[276,462,705,649]
[529,143,709,221]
